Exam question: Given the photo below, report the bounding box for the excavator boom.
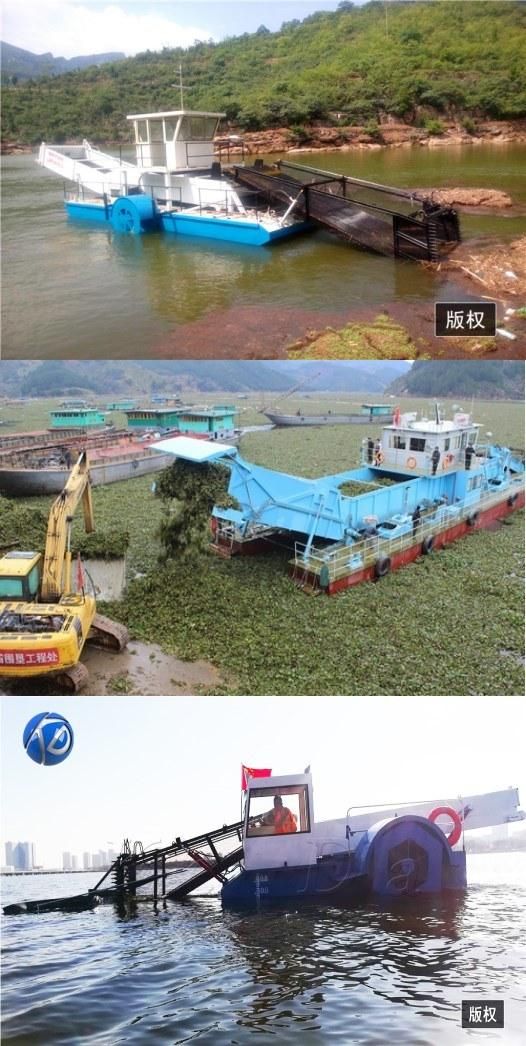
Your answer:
[41,451,95,601]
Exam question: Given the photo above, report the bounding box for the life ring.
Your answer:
[210,516,218,535]
[507,493,519,508]
[422,535,434,555]
[406,456,417,469]
[428,806,462,847]
[466,511,479,528]
[374,556,391,579]
[375,451,384,465]
[443,453,454,468]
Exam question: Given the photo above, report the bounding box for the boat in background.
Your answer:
[37,109,311,246]
[264,403,393,426]
[0,403,241,496]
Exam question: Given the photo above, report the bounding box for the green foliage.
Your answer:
[423,118,446,136]
[3,2,526,144]
[462,116,478,135]
[156,459,236,561]
[75,529,129,560]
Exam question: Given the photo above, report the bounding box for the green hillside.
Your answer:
[2,1,525,144]
[388,360,525,399]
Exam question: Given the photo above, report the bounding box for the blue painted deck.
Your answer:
[212,444,523,545]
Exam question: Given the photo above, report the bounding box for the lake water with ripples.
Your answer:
[2,145,525,358]
[2,852,525,1044]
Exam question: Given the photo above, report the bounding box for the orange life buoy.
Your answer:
[428,806,462,847]
[406,456,417,469]
[443,453,454,468]
[210,515,218,535]
[375,451,384,465]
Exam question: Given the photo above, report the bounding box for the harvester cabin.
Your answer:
[49,408,106,429]
[126,110,224,172]
[377,412,480,476]
[243,773,317,871]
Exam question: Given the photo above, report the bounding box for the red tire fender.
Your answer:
[428,806,462,846]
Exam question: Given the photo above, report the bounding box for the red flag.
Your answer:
[241,765,272,791]
[76,553,85,591]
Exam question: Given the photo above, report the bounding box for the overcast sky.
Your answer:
[2,695,524,867]
[2,1,346,59]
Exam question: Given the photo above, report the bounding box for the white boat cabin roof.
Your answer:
[384,412,480,437]
[126,109,225,121]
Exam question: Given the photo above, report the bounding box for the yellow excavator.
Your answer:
[0,451,128,691]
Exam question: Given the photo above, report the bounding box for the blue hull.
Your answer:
[160,211,311,245]
[222,857,369,908]
[65,198,311,246]
[222,816,467,909]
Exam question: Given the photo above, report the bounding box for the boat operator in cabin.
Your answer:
[257,796,298,834]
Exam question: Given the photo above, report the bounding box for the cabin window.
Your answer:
[468,431,477,445]
[409,437,426,453]
[444,438,450,451]
[136,120,149,144]
[0,577,23,598]
[393,435,406,450]
[179,115,219,141]
[468,476,482,491]
[149,121,163,142]
[27,566,40,596]
[246,784,310,837]
[164,118,179,141]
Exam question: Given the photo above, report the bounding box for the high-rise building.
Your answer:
[83,852,91,870]
[5,842,14,867]
[62,851,72,871]
[12,842,34,871]
[71,854,78,871]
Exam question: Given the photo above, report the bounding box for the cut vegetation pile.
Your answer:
[156,459,236,560]
[287,315,419,360]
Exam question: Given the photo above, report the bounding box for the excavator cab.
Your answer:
[0,552,43,603]
[0,452,128,691]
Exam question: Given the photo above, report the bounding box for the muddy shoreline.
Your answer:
[150,237,526,359]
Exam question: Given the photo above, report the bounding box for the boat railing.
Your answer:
[292,478,524,583]
[359,444,492,474]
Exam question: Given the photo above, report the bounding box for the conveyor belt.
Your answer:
[233,161,460,261]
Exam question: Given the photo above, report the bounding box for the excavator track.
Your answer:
[89,614,129,652]
[55,662,90,694]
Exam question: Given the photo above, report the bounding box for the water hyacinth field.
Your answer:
[1,396,524,696]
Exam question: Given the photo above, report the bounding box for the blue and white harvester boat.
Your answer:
[37,110,310,245]
[154,405,525,594]
[4,772,523,914]
[221,771,524,906]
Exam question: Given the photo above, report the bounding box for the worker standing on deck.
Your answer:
[431,446,441,475]
[412,505,422,536]
[465,444,476,470]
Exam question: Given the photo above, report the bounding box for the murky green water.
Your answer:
[2,145,525,358]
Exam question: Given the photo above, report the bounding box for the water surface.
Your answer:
[2,853,525,1043]
[2,146,525,358]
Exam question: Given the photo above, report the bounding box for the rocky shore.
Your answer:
[227,118,526,156]
[4,117,526,156]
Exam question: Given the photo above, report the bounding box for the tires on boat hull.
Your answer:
[374,556,391,579]
[466,512,479,528]
[422,535,434,555]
